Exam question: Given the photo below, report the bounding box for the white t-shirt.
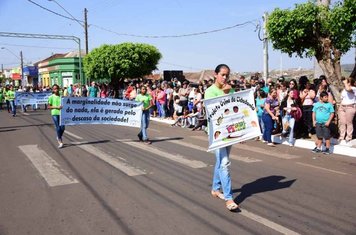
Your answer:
[341,87,356,105]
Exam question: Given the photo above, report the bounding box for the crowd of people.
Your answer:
[1,72,355,151]
[1,67,355,212]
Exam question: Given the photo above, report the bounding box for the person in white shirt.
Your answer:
[338,77,356,143]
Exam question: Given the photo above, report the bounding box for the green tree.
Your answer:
[267,0,356,102]
[83,42,161,87]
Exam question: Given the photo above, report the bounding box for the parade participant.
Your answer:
[48,84,65,148]
[205,64,239,211]
[136,85,153,144]
[6,85,16,117]
[312,91,334,154]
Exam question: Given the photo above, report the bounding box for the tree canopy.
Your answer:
[267,0,356,102]
[83,43,162,82]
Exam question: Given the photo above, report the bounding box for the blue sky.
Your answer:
[0,0,354,73]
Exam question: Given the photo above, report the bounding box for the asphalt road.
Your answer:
[1,108,356,235]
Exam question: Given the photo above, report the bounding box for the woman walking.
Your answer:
[205,64,238,211]
[48,84,65,148]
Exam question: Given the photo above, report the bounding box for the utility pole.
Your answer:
[84,8,88,55]
[20,50,24,86]
[262,12,269,81]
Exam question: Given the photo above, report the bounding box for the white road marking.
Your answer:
[18,145,79,187]
[192,135,300,160]
[117,139,208,168]
[74,142,146,176]
[239,209,301,235]
[154,137,261,163]
[65,131,83,140]
[296,162,349,175]
[22,112,29,116]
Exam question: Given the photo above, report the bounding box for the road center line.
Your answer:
[154,137,261,163]
[296,162,349,175]
[239,209,301,235]
[74,142,146,176]
[19,145,79,187]
[65,131,83,140]
[117,139,208,169]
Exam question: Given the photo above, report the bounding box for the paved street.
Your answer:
[1,109,356,235]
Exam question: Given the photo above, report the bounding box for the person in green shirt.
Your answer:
[3,85,10,113]
[6,85,16,117]
[135,85,153,144]
[205,64,238,211]
[48,84,65,148]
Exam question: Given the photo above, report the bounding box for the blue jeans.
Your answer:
[258,115,265,134]
[138,110,150,141]
[212,146,233,200]
[262,112,274,143]
[158,103,166,118]
[10,100,16,116]
[52,115,65,141]
[282,114,295,144]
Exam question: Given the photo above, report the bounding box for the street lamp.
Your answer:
[1,47,24,85]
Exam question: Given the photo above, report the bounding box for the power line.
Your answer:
[90,21,258,38]
[0,42,74,50]
[28,0,258,39]
[27,0,84,24]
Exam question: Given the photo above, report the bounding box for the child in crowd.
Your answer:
[311,91,335,155]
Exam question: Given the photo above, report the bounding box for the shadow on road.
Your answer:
[233,175,296,204]
[0,128,18,132]
[151,137,184,143]
[66,140,111,147]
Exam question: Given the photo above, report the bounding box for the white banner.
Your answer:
[16,92,52,105]
[203,89,261,152]
[60,97,143,128]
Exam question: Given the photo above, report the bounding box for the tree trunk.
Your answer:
[315,38,342,103]
[351,53,356,80]
[316,0,330,7]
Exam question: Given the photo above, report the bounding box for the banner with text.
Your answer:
[60,97,142,128]
[16,92,52,105]
[203,89,261,152]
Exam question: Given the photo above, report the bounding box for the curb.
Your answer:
[151,117,356,158]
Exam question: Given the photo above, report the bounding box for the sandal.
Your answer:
[211,190,225,200]
[226,200,239,211]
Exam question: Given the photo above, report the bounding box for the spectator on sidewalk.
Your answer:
[300,81,316,138]
[280,89,301,146]
[262,88,279,146]
[338,77,356,144]
[88,81,99,98]
[312,91,335,155]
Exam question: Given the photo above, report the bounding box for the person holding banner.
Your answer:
[48,84,65,149]
[136,86,153,144]
[205,64,239,211]
[6,85,16,117]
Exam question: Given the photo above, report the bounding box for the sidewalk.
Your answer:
[151,117,356,158]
